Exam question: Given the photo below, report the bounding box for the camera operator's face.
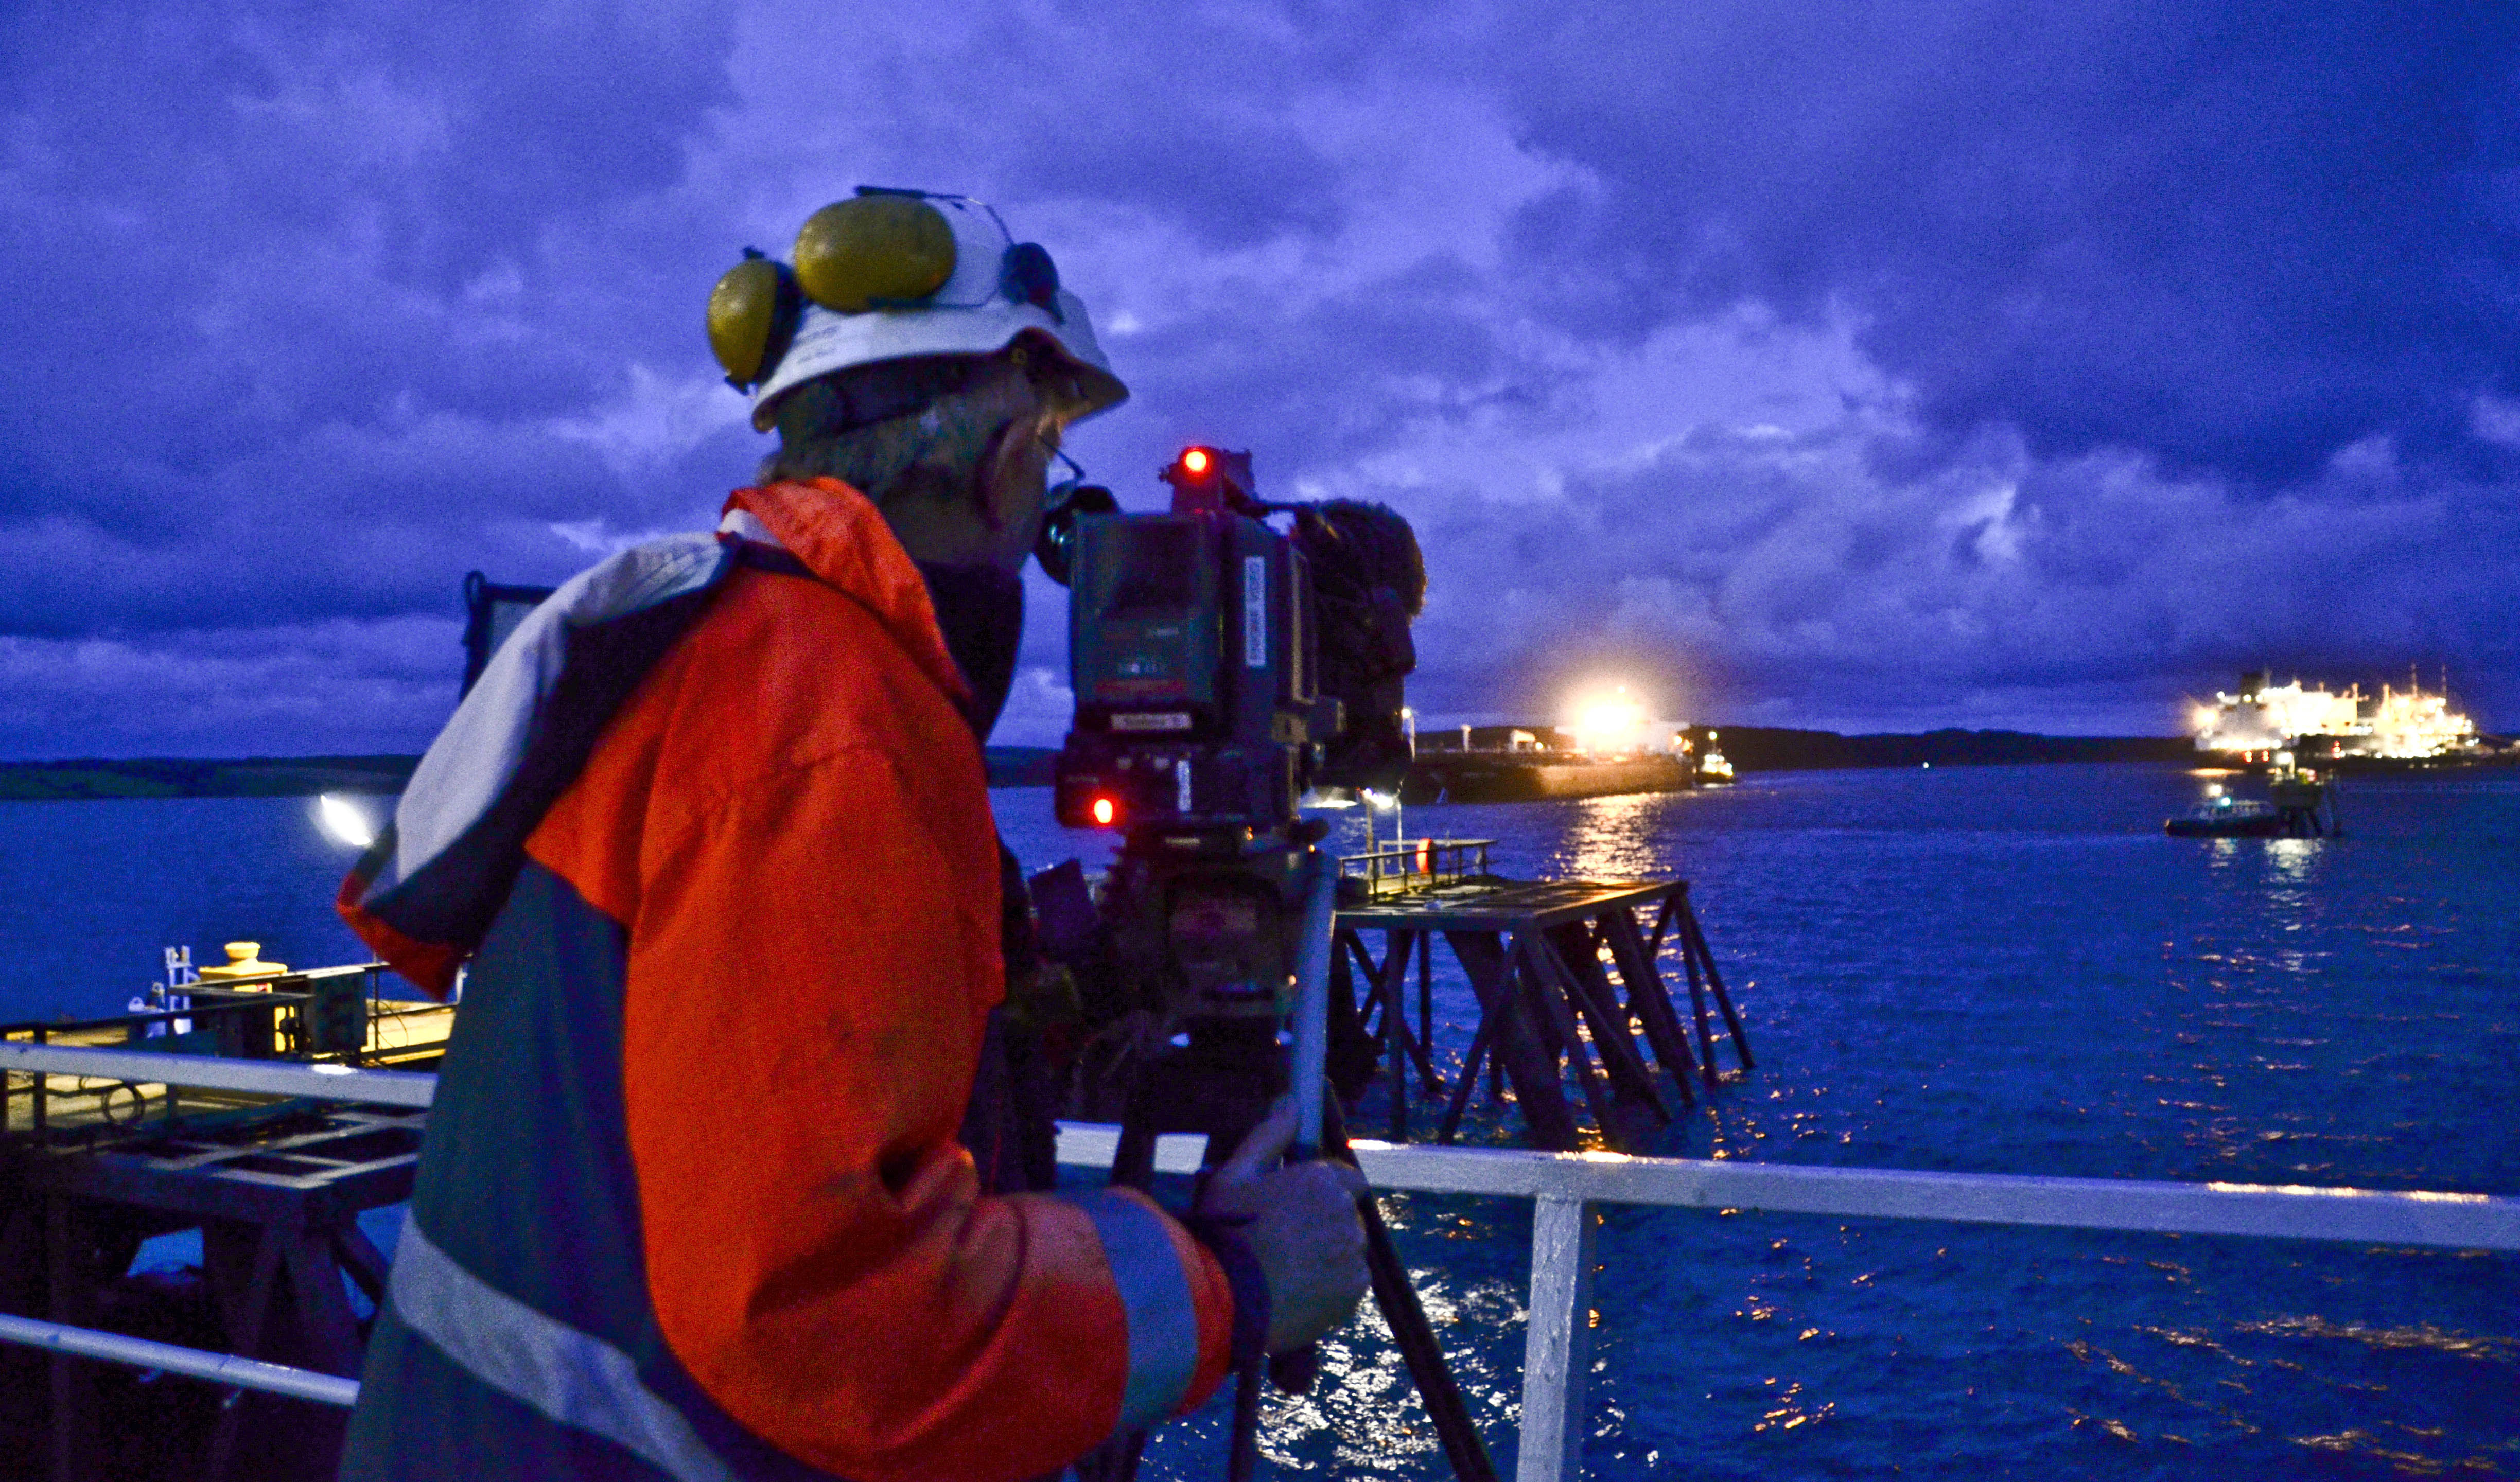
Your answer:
[971,409,1059,575]
[969,380,1086,577]
[879,355,1089,575]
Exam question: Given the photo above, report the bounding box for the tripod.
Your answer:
[1073,860,1498,1482]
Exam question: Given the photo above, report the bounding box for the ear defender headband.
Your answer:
[707,187,1069,393]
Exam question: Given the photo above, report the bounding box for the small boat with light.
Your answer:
[2165,787,2286,837]
[2165,757,2340,839]
[1696,732,1735,786]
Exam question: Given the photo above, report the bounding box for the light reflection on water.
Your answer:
[1549,792,1676,880]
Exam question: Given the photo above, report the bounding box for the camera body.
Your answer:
[1054,448,1343,840]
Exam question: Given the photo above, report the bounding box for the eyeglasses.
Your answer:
[1034,438,1115,587]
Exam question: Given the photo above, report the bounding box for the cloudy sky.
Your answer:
[2,1,2514,757]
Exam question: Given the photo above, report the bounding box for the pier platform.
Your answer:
[2,972,447,1477]
[4,971,449,1141]
[1332,842,1751,1152]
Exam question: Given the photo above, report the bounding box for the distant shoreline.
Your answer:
[1686,726,2197,772]
[0,755,421,802]
[1408,724,2199,774]
[0,751,1078,799]
[0,730,2208,801]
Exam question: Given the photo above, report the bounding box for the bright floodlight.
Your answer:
[318,793,377,850]
[1568,686,1649,754]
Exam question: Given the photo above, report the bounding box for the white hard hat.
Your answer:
[744,191,1127,432]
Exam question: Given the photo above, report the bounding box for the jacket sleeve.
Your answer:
[596,742,1232,1482]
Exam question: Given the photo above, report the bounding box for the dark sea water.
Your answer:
[5,764,2514,1476]
[1000,765,2520,1480]
[0,793,377,1024]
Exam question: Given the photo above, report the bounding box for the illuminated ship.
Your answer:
[1400,689,1695,803]
[2191,669,2493,767]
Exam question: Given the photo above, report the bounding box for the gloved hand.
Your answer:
[1196,1100,1371,1354]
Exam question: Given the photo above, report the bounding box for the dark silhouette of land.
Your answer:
[1416,725,2191,772]
[1697,727,2193,771]
[0,750,1073,799]
[0,755,420,801]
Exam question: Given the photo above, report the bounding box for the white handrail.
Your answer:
[1341,1140,2520,1248]
[0,1312,358,1407]
[1054,1127,2520,1482]
[9,1048,2517,1482]
[0,1041,435,1108]
[1045,1125,2520,1250]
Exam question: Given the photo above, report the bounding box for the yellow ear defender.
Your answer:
[792,193,958,313]
[712,188,1097,411]
[707,250,802,389]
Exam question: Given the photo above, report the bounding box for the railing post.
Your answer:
[1516,1194,1596,1482]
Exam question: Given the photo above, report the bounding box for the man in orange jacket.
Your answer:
[336,190,1367,1481]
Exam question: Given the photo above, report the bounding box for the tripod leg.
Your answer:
[1071,1430,1148,1482]
[1326,1101,1501,1482]
[1228,1360,1263,1482]
[1359,1198,1501,1482]
[1084,1039,1264,1482]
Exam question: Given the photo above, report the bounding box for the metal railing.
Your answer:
[0,1310,361,1408]
[3,1047,2514,1479]
[1339,837,1496,896]
[0,1041,436,1113]
[2,964,405,1136]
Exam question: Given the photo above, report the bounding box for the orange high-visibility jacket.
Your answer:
[338,479,1232,1482]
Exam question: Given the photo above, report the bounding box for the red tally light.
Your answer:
[1181,448,1211,476]
[1090,796,1117,826]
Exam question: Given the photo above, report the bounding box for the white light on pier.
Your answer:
[318,793,378,850]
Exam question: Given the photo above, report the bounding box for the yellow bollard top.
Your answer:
[196,941,288,987]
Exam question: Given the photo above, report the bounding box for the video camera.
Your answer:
[1055,446,1336,837]
[1048,445,1422,1021]
[1042,450,1496,1482]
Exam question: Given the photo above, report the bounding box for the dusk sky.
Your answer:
[2,2,2514,757]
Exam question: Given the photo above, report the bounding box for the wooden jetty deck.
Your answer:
[1332,842,1752,1152]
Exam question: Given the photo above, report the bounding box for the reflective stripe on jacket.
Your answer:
[338,479,1233,1482]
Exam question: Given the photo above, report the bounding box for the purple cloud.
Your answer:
[0,0,2511,760]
